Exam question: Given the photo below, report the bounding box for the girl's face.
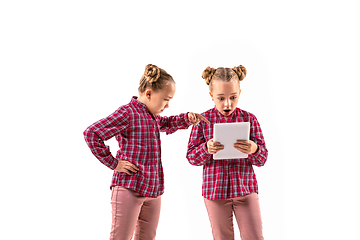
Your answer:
[210,79,241,118]
[146,82,176,115]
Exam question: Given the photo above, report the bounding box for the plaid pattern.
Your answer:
[186,107,268,200]
[84,97,191,198]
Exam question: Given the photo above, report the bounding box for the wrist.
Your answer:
[250,141,259,154]
[185,112,191,126]
[253,145,259,154]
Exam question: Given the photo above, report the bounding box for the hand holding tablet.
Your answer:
[206,139,224,155]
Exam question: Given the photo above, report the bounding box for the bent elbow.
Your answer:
[256,161,266,167]
[186,156,202,166]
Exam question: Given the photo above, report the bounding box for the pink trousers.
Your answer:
[204,193,264,240]
[109,186,161,240]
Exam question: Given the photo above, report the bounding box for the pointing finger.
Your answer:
[197,114,210,124]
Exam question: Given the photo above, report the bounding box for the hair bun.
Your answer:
[202,66,216,85]
[232,65,247,81]
[144,64,161,83]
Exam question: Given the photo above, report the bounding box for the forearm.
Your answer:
[247,144,268,167]
[84,127,118,170]
[247,114,268,167]
[157,113,191,135]
[187,142,213,166]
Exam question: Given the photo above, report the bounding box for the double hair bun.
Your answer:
[144,64,161,83]
[232,65,247,81]
[202,66,217,85]
[202,65,247,85]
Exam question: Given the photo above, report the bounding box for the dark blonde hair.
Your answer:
[202,65,247,92]
[138,64,175,93]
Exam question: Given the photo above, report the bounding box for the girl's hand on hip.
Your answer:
[207,139,224,154]
[114,160,139,175]
[188,112,210,125]
[234,140,258,154]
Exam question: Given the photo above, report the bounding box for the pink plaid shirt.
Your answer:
[186,107,268,200]
[84,97,191,198]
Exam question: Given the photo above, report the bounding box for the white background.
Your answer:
[0,0,358,239]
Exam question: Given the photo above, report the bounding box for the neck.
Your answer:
[137,95,147,106]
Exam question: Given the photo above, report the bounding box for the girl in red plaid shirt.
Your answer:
[84,64,209,240]
[187,65,268,240]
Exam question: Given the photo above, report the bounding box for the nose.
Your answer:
[224,99,230,108]
[165,102,169,108]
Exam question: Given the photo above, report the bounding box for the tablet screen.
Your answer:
[213,122,250,160]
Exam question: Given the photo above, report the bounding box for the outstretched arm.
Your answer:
[156,112,210,135]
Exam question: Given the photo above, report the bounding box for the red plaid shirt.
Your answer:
[84,97,191,198]
[186,107,268,200]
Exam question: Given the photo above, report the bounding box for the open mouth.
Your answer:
[224,109,231,114]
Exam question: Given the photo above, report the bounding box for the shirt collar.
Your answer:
[130,96,155,118]
[130,96,147,110]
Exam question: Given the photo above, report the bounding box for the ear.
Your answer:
[145,89,152,100]
[209,91,214,101]
[239,89,242,96]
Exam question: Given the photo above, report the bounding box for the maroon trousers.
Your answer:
[109,186,161,240]
[204,193,264,240]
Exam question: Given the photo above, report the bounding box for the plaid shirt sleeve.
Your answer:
[156,113,191,135]
[248,114,268,166]
[186,121,213,166]
[83,107,129,170]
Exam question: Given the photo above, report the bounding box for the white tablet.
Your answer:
[213,122,250,160]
